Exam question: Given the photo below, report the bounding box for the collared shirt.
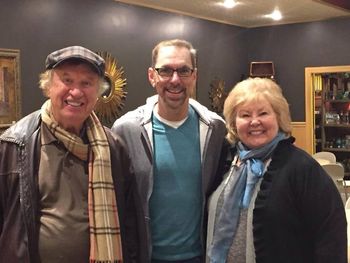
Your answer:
[38,122,90,263]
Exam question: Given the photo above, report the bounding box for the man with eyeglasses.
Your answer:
[112,39,226,262]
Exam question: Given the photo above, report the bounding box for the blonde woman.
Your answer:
[207,77,346,263]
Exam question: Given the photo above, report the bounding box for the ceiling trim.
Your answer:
[116,0,240,26]
[116,0,350,28]
[315,0,350,11]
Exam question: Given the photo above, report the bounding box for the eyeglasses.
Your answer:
[154,67,194,78]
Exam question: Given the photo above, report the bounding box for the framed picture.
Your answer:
[0,48,21,127]
[250,61,275,78]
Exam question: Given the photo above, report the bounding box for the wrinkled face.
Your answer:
[235,98,279,149]
[148,46,197,120]
[47,62,100,135]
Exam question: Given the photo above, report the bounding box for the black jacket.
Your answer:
[0,110,148,263]
[210,137,347,263]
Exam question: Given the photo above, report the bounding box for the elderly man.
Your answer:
[112,39,226,262]
[0,46,146,263]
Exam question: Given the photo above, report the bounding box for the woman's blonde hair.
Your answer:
[223,77,292,144]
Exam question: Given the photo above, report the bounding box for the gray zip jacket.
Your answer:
[111,95,226,260]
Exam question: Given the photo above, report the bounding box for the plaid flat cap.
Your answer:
[45,46,105,76]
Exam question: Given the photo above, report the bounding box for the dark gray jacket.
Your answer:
[112,95,227,260]
[0,110,147,263]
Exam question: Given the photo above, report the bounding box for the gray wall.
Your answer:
[1,0,350,124]
[244,18,350,121]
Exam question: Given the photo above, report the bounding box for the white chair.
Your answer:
[346,196,350,209]
[322,162,347,200]
[313,151,337,165]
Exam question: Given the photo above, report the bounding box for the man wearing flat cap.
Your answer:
[0,46,147,263]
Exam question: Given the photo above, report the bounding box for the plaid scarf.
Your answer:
[41,100,123,263]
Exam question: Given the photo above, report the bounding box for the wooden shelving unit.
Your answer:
[311,70,350,178]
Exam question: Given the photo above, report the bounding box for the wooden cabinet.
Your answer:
[305,66,350,178]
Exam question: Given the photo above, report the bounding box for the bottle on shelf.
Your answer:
[346,135,350,149]
[340,111,344,123]
[332,83,337,100]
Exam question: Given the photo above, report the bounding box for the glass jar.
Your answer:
[346,135,350,149]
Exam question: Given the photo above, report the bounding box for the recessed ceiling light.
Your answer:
[222,0,237,9]
[265,9,282,21]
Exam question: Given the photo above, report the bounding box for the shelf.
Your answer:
[323,123,350,128]
[323,148,350,153]
[325,99,350,103]
[307,66,350,168]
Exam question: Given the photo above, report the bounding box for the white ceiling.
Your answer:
[116,0,350,28]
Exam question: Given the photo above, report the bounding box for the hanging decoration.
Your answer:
[209,77,227,114]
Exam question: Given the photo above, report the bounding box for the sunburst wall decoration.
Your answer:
[94,52,127,125]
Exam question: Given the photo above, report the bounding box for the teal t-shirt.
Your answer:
[150,106,202,260]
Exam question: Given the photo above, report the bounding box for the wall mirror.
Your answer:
[94,52,127,125]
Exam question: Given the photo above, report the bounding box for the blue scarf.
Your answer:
[208,132,286,263]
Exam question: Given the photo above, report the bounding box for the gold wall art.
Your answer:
[209,78,227,114]
[95,52,127,125]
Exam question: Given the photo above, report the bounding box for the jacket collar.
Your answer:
[0,110,41,146]
[142,95,213,125]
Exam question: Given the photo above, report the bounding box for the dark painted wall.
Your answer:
[1,0,350,124]
[0,0,246,126]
